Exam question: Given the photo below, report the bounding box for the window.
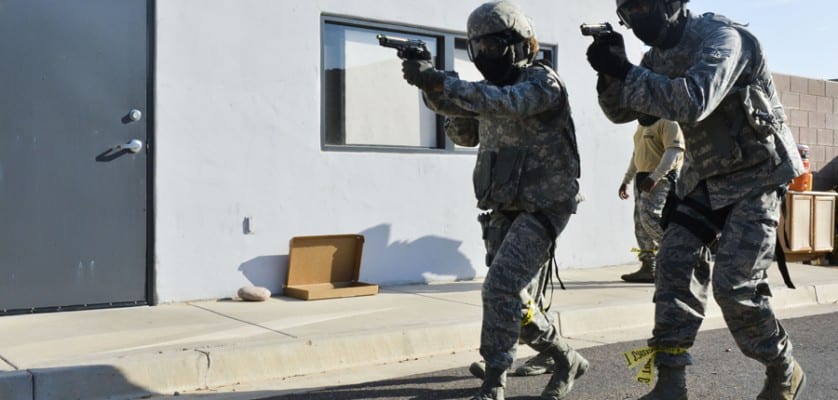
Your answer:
[323,22,441,149]
[322,17,558,151]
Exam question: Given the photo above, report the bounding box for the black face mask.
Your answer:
[474,48,520,86]
[630,5,668,46]
[623,1,687,49]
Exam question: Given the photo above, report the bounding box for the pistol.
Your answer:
[580,22,614,38]
[376,34,432,61]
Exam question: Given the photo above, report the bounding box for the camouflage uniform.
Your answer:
[633,179,669,262]
[424,59,581,372]
[623,120,684,266]
[597,11,805,373]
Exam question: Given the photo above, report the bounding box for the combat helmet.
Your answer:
[466,1,537,66]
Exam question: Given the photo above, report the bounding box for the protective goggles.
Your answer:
[467,33,513,60]
[616,0,656,28]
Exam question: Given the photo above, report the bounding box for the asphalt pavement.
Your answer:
[261,312,838,400]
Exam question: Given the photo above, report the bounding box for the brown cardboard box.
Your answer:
[284,234,378,300]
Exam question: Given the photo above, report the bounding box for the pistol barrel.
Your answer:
[376,34,409,48]
[580,22,614,37]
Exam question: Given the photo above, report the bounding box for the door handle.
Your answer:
[116,139,143,153]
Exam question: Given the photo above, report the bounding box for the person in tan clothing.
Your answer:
[618,116,684,283]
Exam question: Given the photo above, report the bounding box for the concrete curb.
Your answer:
[0,370,32,400]
[7,322,483,400]
[3,281,836,400]
[29,350,208,400]
[203,321,482,389]
[558,302,655,337]
[560,282,828,337]
[815,282,838,304]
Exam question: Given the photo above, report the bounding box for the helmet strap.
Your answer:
[658,5,688,49]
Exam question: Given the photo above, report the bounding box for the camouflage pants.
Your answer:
[519,262,551,345]
[651,184,793,368]
[480,211,571,370]
[633,174,670,262]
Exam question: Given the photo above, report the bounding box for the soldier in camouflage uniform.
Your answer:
[468,267,558,379]
[400,2,586,399]
[587,0,806,399]
[618,118,684,283]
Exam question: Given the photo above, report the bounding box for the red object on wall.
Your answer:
[789,144,813,192]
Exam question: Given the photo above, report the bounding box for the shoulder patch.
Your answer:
[701,46,731,64]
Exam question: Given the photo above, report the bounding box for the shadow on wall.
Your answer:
[236,224,475,293]
[813,156,838,191]
[360,224,475,285]
[238,255,289,294]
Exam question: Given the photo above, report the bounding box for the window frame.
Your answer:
[320,14,558,154]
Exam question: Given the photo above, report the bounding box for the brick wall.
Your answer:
[773,73,838,191]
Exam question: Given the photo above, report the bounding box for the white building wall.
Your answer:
[154,0,644,303]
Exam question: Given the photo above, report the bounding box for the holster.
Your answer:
[478,211,519,267]
[660,191,679,231]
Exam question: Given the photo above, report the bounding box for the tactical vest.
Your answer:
[678,14,804,193]
[472,64,581,212]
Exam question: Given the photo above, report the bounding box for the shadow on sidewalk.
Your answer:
[251,375,478,400]
[18,365,158,399]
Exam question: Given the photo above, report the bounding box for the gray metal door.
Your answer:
[0,0,151,313]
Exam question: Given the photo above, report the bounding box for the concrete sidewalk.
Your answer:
[1,263,837,400]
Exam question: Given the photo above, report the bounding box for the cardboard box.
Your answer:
[284,234,378,300]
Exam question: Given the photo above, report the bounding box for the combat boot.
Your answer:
[471,366,506,400]
[469,360,487,380]
[541,345,589,400]
[514,351,556,376]
[621,258,656,283]
[756,358,806,400]
[638,365,687,400]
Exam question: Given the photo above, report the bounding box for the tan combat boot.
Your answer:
[471,366,506,400]
[621,258,656,283]
[638,365,687,400]
[540,345,589,400]
[515,351,556,376]
[756,359,806,400]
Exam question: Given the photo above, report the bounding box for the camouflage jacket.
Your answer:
[424,62,581,213]
[597,12,804,209]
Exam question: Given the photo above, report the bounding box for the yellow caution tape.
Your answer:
[630,247,657,254]
[623,346,688,386]
[521,299,535,326]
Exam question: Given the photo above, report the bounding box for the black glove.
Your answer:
[402,59,445,92]
[586,32,633,80]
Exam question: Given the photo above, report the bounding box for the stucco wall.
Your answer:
[153,1,641,302]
